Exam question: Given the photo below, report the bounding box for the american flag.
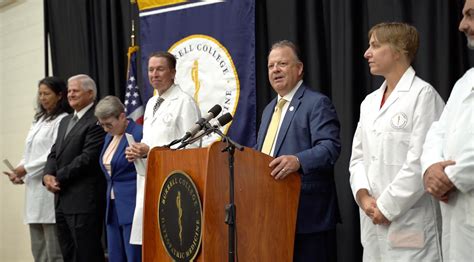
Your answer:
[124,46,144,124]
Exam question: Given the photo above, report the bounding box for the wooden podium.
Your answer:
[142,141,301,261]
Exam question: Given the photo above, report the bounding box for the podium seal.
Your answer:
[158,171,202,261]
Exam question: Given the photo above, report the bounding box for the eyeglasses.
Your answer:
[96,121,114,129]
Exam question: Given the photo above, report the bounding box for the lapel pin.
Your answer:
[289,106,294,112]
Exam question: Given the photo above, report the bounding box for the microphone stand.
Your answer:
[165,126,205,148]
[209,128,243,262]
[175,128,213,149]
[174,123,244,262]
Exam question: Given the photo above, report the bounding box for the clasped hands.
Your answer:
[43,174,60,193]
[125,143,149,162]
[2,165,26,185]
[357,189,390,225]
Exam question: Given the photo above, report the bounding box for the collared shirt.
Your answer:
[270,80,303,156]
[156,84,173,102]
[102,134,123,200]
[74,102,94,120]
[141,84,201,148]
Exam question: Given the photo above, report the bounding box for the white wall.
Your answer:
[1,1,45,261]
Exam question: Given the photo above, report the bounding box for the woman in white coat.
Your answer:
[349,22,445,261]
[3,77,71,261]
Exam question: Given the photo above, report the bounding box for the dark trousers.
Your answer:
[55,206,105,262]
[293,229,337,262]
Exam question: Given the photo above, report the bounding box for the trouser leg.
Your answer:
[29,224,47,262]
[43,223,63,262]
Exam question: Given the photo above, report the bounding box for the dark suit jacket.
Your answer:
[99,120,143,225]
[257,84,341,234]
[44,106,106,214]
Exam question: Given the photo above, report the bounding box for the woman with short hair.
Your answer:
[349,22,445,261]
[95,95,142,262]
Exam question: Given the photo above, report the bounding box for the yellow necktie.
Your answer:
[261,98,287,155]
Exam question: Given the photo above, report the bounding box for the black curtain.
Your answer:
[46,1,474,261]
[256,1,473,261]
[45,0,138,99]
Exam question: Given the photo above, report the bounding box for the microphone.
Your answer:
[177,113,233,149]
[192,112,234,140]
[184,104,222,139]
[211,112,233,128]
[166,104,222,148]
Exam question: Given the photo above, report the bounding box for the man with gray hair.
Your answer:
[43,74,106,261]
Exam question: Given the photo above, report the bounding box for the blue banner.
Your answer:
[139,0,256,147]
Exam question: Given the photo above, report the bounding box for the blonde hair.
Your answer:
[368,22,419,63]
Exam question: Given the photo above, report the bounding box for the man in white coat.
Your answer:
[421,0,474,260]
[125,51,201,245]
[350,22,445,261]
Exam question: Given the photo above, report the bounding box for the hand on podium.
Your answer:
[269,155,300,180]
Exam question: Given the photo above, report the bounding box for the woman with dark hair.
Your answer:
[3,76,71,261]
[33,77,71,122]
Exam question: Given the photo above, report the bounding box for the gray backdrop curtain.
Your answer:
[45,0,474,261]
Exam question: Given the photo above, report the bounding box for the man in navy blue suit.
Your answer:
[256,40,341,261]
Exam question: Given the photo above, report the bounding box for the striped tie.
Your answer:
[261,98,287,155]
[153,97,164,116]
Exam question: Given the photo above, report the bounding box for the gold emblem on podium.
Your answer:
[158,171,202,261]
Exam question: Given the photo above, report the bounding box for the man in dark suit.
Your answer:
[43,74,106,262]
[256,40,341,262]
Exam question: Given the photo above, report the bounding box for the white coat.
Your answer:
[421,68,474,261]
[130,84,201,244]
[19,113,67,224]
[350,67,445,261]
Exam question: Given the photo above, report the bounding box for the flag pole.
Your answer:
[130,0,136,47]
[130,0,137,46]
[124,0,143,124]
[131,20,136,47]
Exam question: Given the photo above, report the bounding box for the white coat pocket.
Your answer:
[387,207,425,249]
[383,132,410,166]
